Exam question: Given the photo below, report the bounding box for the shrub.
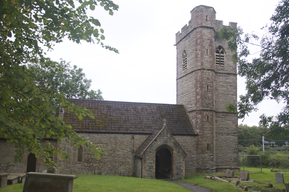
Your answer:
[260,151,270,167]
[268,153,289,169]
[246,145,260,167]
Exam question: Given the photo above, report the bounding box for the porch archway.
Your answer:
[155,147,172,179]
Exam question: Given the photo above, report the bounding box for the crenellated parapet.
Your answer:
[176,5,237,45]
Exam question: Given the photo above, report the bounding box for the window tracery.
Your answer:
[215,45,225,66]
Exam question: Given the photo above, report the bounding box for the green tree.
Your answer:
[238,124,269,147]
[30,60,103,100]
[246,145,260,167]
[0,0,118,166]
[220,0,289,138]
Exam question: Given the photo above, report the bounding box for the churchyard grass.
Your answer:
[73,175,191,192]
[0,183,23,192]
[181,174,243,192]
[181,167,289,192]
[237,167,289,191]
[2,168,289,192]
[0,175,191,192]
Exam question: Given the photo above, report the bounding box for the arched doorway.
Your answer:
[155,147,172,179]
[27,153,36,172]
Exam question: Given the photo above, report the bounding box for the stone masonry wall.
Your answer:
[214,113,239,169]
[134,158,142,178]
[57,133,147,176]
[0,139,56,173]
[174,136,197,176]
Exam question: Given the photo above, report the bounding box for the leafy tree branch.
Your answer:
[0,0,118,166]
[219,0,289,138]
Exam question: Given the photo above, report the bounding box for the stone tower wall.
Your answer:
[176,5,238,172]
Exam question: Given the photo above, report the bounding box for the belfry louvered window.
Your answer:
[215,45,225,66]
[182,50,187,70]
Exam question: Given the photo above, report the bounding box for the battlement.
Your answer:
[215,20,237,31]
[176,5,237,45]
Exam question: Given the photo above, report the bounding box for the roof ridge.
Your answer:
[66,98,184,106]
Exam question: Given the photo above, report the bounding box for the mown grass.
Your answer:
[0,175,191,192]
[181,167,289,192]
[1,168,289,192]
[181,174,243,192]
[0,183,24,192]
[73,175,191,192]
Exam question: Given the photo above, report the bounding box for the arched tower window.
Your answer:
[215,45,225,66]
[182,50,187,70]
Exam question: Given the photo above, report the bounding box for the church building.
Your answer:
[0,5,239,180]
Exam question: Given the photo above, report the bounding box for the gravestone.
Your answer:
[9,173,27,183]
[23,172,78,192]
[226,169,234,178]
[284,183,289,192]
[0,173,9,188]
[7,175,18,185]
[240,171,249,181]
[275,173,284,184]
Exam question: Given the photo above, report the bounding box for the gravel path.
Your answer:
[169,180,211,192]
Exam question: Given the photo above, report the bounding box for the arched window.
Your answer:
[215,45,225,66]
[27,153,36,172]
[182,50,187,70]
[77,146,83,162]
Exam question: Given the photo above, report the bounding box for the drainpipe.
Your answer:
[141,158,143,178]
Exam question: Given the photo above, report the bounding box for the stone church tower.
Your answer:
[176,5,239,171]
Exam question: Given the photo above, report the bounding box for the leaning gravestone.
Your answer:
[275,173,284,184]
[23,172,78,192]
[226,169,234,178]
[284,183,289,192]
[0,173,9,188]
[240,171,249,181]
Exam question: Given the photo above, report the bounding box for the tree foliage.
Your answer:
[238,124,269,147]
[0,0,118,165]
[30,59,103,100]
[246,145,260,167]
[219,0,289,138]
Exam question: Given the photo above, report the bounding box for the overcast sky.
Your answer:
[47,0,284,126]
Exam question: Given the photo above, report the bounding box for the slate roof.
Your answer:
[64,99,196,135]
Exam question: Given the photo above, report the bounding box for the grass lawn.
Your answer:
[0,175,191,192]
[1,168,289,192]
[181,167,289,192]
[181,174,243,192]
